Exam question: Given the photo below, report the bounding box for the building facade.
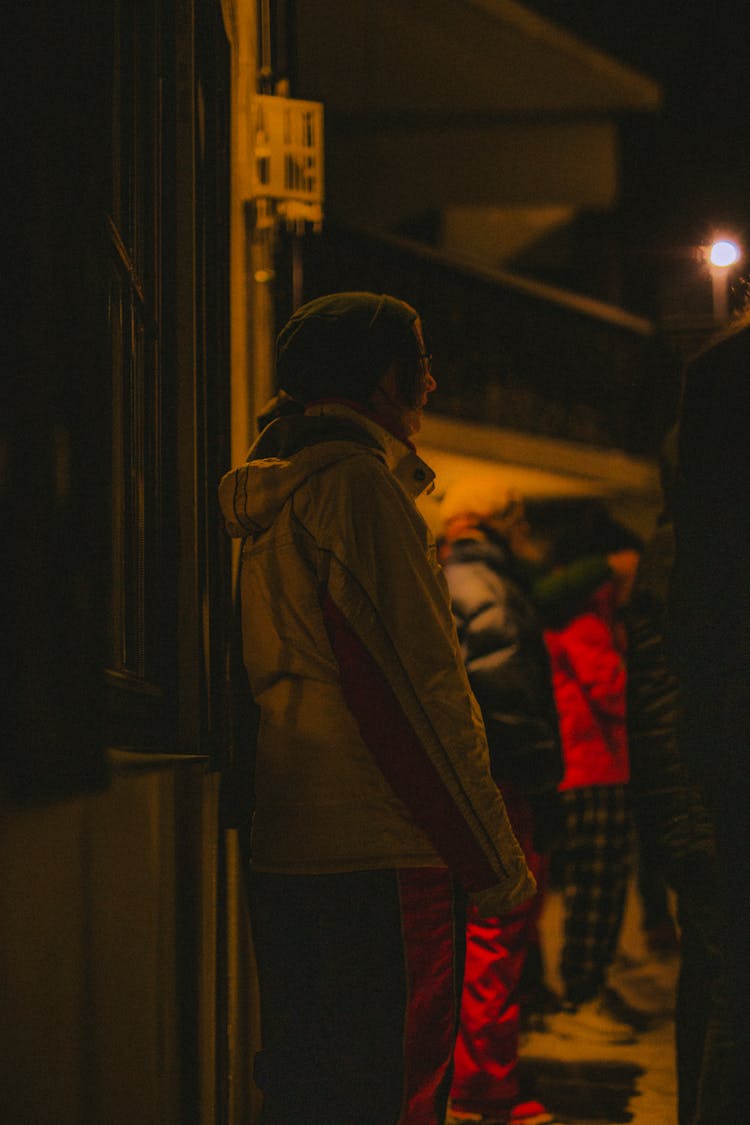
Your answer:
[2,5,674,1124]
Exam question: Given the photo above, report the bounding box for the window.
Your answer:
[105,0,172,749]
[104,0,232,756]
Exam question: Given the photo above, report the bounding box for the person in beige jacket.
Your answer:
[218,292,534,1125]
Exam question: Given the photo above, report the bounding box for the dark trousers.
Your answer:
[249,867,465,1125]
[669,852,732,1125]
[680,673,750,1121]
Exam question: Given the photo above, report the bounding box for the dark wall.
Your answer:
[2,4,239,1124]
[3,0,233,798]
[4,0,113,799]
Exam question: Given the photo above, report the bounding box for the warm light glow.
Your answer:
[709,239,741,268]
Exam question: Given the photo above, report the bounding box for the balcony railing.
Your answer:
[297,224,680,457]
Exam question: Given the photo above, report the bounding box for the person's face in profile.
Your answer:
[373,317,437,440]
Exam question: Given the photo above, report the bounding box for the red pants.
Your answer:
[450,791,545,1117]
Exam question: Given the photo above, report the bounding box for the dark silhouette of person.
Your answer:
[670,310,750,1117]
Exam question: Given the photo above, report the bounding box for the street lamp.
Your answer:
[707,237,742,324]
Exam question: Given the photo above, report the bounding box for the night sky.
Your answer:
[525,1,750,250]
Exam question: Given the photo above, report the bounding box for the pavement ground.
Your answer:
[517,880,680,1125]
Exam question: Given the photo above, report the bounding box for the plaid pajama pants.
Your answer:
[558,784,632,1005]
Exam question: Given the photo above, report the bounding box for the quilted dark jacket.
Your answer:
[625,500,715,870]
[442,536,563,796]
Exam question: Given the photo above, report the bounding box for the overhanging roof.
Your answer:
[294,0,661,121]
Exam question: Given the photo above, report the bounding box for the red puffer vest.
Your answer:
[544,580,629,790]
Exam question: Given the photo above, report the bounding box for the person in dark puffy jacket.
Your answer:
[670,314,750,1117]
[625,425,731,1125]
[439,476,563,1125]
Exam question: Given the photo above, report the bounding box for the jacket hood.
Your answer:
[218,404,434,539]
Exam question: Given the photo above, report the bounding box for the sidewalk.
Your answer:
[518,882,680,1125]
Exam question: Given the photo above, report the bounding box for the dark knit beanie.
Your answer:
[276,291,419,405]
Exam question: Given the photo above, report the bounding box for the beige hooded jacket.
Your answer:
[218,403,534,916]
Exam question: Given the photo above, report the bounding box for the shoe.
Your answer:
[446,1100,556,1125]
[547,996,638,1045]
[520,981,563,1017]
[520,981,563,1035]
[508,1100,556,1124]
[599,985,655,1032]
[519,1009,549,1036]
[446,1108,502,1124]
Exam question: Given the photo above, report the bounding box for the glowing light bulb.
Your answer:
[709,240,740,268]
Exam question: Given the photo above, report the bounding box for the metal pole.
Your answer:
[711,267,729,325]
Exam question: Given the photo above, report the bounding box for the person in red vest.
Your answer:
[532,502,641,1044]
